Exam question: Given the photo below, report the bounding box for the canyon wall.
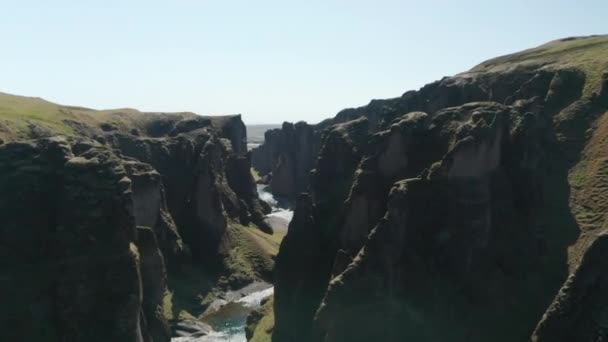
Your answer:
[271,37,608,342]
[0,113,271,341]
[251,121,318,199]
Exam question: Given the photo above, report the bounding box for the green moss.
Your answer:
[245,224,286,257]
[178,310,196,321]
[162,290,174,321]
[251,167,261,182]
[222,221,275,288]
[427,160,443,179]
[569,172,587,189]
[247,296,275,342]
[162,222,285,322]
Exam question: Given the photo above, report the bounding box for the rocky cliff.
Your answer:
[270,35,608,342]
[0,103,276,341]
[251,121,318,199]
[0,137,173,341]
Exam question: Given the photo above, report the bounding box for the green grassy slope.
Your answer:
[466,35,608,96]
[0,91,197,142]
[247,296,275,342]
[162,221,285,321]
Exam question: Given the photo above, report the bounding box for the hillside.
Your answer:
[0,92,248,148]
[466,35,608,96]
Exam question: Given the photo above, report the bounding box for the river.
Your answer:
[172,185,292,342]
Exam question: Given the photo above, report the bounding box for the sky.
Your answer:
[1,1,606,124]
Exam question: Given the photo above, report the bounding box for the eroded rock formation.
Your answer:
[251,121,318,199]
[532,232,608,342]
[0,137,171,341]
[0,113,273,341]
[271,36,608,342]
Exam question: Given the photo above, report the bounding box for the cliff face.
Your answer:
[0,137,172,341]
[101,115,270,268]
[251,121,318,199]
[271,36,608,342]
[0,110,274,341]
[532,232,608,342]
[252,37,608,203]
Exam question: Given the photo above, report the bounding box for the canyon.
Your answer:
[1,35,608,342]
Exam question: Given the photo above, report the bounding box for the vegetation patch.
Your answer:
[247,296,275,342]
[0,91,194,142]
[469,35,608,97]
[251,167,261,182]
[161,221,286,323]
[565,110,608,267]
[220,221,276,288]
[246,225,286,257]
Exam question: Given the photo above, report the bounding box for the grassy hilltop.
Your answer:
[466,35,608,96]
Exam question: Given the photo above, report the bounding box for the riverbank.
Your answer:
[170,182,292,341]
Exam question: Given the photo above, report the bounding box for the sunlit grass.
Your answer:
[470,35,608,97]
[247,296,275,342]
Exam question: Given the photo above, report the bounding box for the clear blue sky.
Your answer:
[1,1,606,124]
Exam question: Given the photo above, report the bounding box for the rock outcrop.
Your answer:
[272,36,608,342]
[532,232,608,342]
[312,103,542,342]
[251,121,318,199]
[0,112,275,341]
[0,137,171,341]
[103,117,269,267]
[226,152,273,233]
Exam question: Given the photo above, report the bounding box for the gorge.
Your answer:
[1,35,608,342]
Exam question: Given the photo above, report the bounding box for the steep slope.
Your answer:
[267,35,608,342]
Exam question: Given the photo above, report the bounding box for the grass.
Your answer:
[569,172,587,189]
[561,110,608,268]
[220,221,278,287]
[0,91,193,142]
[0,92,74,140]
[468,35,608,97]
[246,225,286,257]
[162,220,285,322]
[251,167,261,182]
[247,296,275,342]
